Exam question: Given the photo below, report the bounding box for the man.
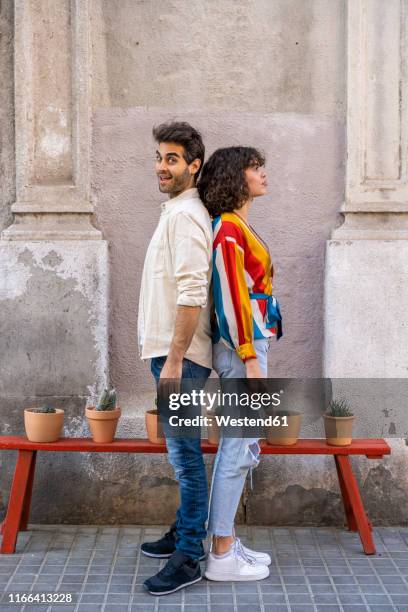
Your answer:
[138,122,212,595]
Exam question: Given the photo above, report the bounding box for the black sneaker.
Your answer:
[141,525,206,560]
[143,550,202,595]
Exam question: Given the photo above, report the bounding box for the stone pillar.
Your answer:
[0,1,108,425]
[324,0,408,377]
[2,0,100,240]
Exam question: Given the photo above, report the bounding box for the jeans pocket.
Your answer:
[186,360,211,379]
[213,343,233,377]
[181,359,194,379]
[150,356,166,381]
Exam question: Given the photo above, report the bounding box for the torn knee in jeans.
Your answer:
[248,441,261,467]
[239,440,261,472]
[241,441,261,491]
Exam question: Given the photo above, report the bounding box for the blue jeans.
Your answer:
[207,339,269,536]
[151,356,211,560]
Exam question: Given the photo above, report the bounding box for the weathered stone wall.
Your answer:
[85,0,356,526]
[0,0,14,232]
[91,0,346,399]
[1,0,407,527]
[0,0,110,523]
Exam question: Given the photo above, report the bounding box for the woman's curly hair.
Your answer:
[198,146,265,218]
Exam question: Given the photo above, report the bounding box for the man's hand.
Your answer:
[158,357,182,399]
[165,305,201,372]
[160,357,183,380]
[245,358,265,378]
[158,305,202,395]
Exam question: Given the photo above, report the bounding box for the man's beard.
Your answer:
[158,168,192,196]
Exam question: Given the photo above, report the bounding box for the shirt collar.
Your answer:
[160,187,199,212]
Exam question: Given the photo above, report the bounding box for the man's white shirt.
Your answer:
[138,187,213,369]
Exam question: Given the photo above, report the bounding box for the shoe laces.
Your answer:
[157,550,184,578]
[157,560,177,578]
[233,538,257,566]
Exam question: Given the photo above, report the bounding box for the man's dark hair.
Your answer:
[152,121,205,180]
[198,146,266,218]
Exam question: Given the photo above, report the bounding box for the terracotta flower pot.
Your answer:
[145,409,165,444]
[207,412,220,445]
[324,413,355,446]
[86,406,121,443]
[24,408,64,443]
[266,410,302,446]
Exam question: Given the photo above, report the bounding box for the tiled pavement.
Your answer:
[0,525,407,611]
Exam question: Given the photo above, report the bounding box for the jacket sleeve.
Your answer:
[168,211,211,308]
[213,224,256,362]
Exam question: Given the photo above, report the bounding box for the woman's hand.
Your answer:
[245,358,265,378]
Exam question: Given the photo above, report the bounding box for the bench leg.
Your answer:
[1,450,35,554]
[335,455,376,555]
[20,450,37,531]
[334,455,358,532]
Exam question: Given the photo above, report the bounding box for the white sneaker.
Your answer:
[205,539,269,582]
[236,538,272,566]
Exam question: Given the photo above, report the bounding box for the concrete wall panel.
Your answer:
[0,0,15,232]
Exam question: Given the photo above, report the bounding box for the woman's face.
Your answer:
[244,163,268,199]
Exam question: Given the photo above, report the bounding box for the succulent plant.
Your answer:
[96,388,117,411]
[327,398,353,417]
[29,405,56,414]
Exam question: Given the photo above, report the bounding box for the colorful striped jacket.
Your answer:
[212,212,282,362]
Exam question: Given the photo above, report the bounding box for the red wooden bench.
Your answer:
[0,437,390,555]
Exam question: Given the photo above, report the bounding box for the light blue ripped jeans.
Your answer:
[207,338,269,536]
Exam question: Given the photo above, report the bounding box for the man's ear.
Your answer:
[189,158,201,177]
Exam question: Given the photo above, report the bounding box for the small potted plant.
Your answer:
[324,398,355,446]
[85,386,121,443]
[266,410,302,446]
[24,405,64,443]
[145,398,165,444]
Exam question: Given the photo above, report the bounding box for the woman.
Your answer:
[198,146,282,581]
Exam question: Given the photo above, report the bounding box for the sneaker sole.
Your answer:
[205,566,269,582]
[141,549,206,561]
[146,575,202,595]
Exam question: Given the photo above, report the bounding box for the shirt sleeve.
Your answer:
[213,223,256,362]
[168,211,211,308]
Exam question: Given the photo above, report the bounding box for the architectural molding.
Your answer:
[336,0,408,240]
[2,0,101,240]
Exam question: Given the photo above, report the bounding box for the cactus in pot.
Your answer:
[24,405,64,443]
[324,398,355,446]
[85,385,121,443]
[265,409,303,446]
[145,397,165,444]
[29,405,57,414]
[95,388,117,411]
[327,398,353,417]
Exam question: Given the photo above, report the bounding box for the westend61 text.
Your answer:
[167,390,282,411]
[168,415,289,427]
